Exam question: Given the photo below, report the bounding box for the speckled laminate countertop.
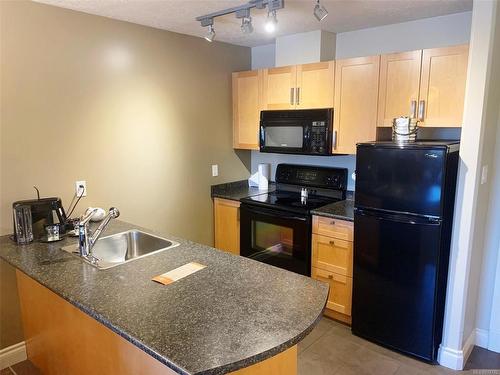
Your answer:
[211,180,275,201]
[310,199,354,222]
[0,220,328,375]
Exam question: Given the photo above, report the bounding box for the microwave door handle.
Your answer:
[332,130,337,151]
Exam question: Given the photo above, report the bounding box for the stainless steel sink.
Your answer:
[61,230,179,269]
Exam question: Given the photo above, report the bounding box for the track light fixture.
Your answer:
[313,0,328,21]
[204,25,216,42]
[265,10,278,33]
[241,17,254,34]
[196,0,284,41]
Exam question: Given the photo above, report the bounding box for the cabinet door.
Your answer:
[418,44,469,127]
[296,61,334,109]
[232,70,262,150]
[312,267,353,316]
[378,50,422,127]
[262,66,297,110]
[333,56,380,154]
[312,234,353,277]
[214,198,240,255]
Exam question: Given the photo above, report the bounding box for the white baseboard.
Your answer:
[488,329,500,353]
[438,329,476,370]
[0,341,27,370]
[476,328,489,349]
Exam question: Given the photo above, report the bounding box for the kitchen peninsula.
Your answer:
[0,220,328,375]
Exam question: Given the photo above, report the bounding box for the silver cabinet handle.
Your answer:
[296,87,300,105]
[290,88,295,106]
[410,100,417,119]
[418,100,425,121]
[332,130,337,151]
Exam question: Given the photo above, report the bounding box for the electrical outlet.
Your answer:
[75,180,87,197]
[212,165,219,177]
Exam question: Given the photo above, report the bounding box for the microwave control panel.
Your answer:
[310,121,328,154]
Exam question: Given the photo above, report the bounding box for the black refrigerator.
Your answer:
[352,141,460,363]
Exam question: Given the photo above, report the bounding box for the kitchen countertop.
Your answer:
[211,180,275,201]
[0,220,328,375]
[310,199,354,222]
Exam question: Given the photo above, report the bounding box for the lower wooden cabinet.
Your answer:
[311,216,354,325]
[311,234,353,277]
[312,267,352,316]
[214,198,240,255]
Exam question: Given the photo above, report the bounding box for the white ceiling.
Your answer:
[35,0,473,47]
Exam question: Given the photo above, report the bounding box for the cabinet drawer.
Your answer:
[312,216,353,241]
[312,234,353,277]
[312,267,352,316]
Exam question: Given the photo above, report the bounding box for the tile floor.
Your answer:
[2,320,499,375]
[297,317,499,375]
[0,360,40,375]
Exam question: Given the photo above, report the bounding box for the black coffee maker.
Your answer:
[12,197,68,241]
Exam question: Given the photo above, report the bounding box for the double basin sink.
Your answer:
[61,230,179,269]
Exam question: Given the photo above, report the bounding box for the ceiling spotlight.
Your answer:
[265,10,278,33]
[204,25,216,42]
[313,0,328,21]
[241,17,253,34]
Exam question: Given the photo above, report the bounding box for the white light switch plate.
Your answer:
[481,165,488,184]
[212,165,218,177]
[75,180,87,197]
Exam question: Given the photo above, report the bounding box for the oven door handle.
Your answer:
[241,204,308,222]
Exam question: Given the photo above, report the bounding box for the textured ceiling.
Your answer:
[35,0,473,47]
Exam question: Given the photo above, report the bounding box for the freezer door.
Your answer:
[352,209,443,362]
[355,145,447,217]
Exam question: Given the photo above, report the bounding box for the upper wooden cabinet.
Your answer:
[377,44,469,127]
[418,44,469,127]
[232,70,262,150]
[333,55,380,154]
[296,62,335,109]
[262,66,297,110]
[378,50,422,127]
[262,62,334,110]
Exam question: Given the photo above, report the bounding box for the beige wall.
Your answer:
[0,1,251,348]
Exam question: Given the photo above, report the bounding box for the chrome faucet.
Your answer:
[78,207,120,261]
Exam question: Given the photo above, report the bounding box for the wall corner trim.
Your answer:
[438,329,476,370]
[0,341,27,369]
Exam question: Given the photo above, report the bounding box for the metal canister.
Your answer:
[392,117,418,142]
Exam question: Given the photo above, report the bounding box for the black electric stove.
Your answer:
[240,164,348,276]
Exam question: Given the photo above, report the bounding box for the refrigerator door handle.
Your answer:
[355,208,441,225]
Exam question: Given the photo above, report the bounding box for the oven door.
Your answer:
[240,204,311,276]
[260,121,309,154]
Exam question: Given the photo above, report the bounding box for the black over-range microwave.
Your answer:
[259,108,333,155]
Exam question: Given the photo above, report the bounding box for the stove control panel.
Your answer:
[276,164,348,190]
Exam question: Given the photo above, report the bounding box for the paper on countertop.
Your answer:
[152,262,206,285]
[248,163,270,190]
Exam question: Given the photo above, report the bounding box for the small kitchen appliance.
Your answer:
[12,197,68,241]
[240,164,347,276]
[260,109,333,155]
[352,141,460,363]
